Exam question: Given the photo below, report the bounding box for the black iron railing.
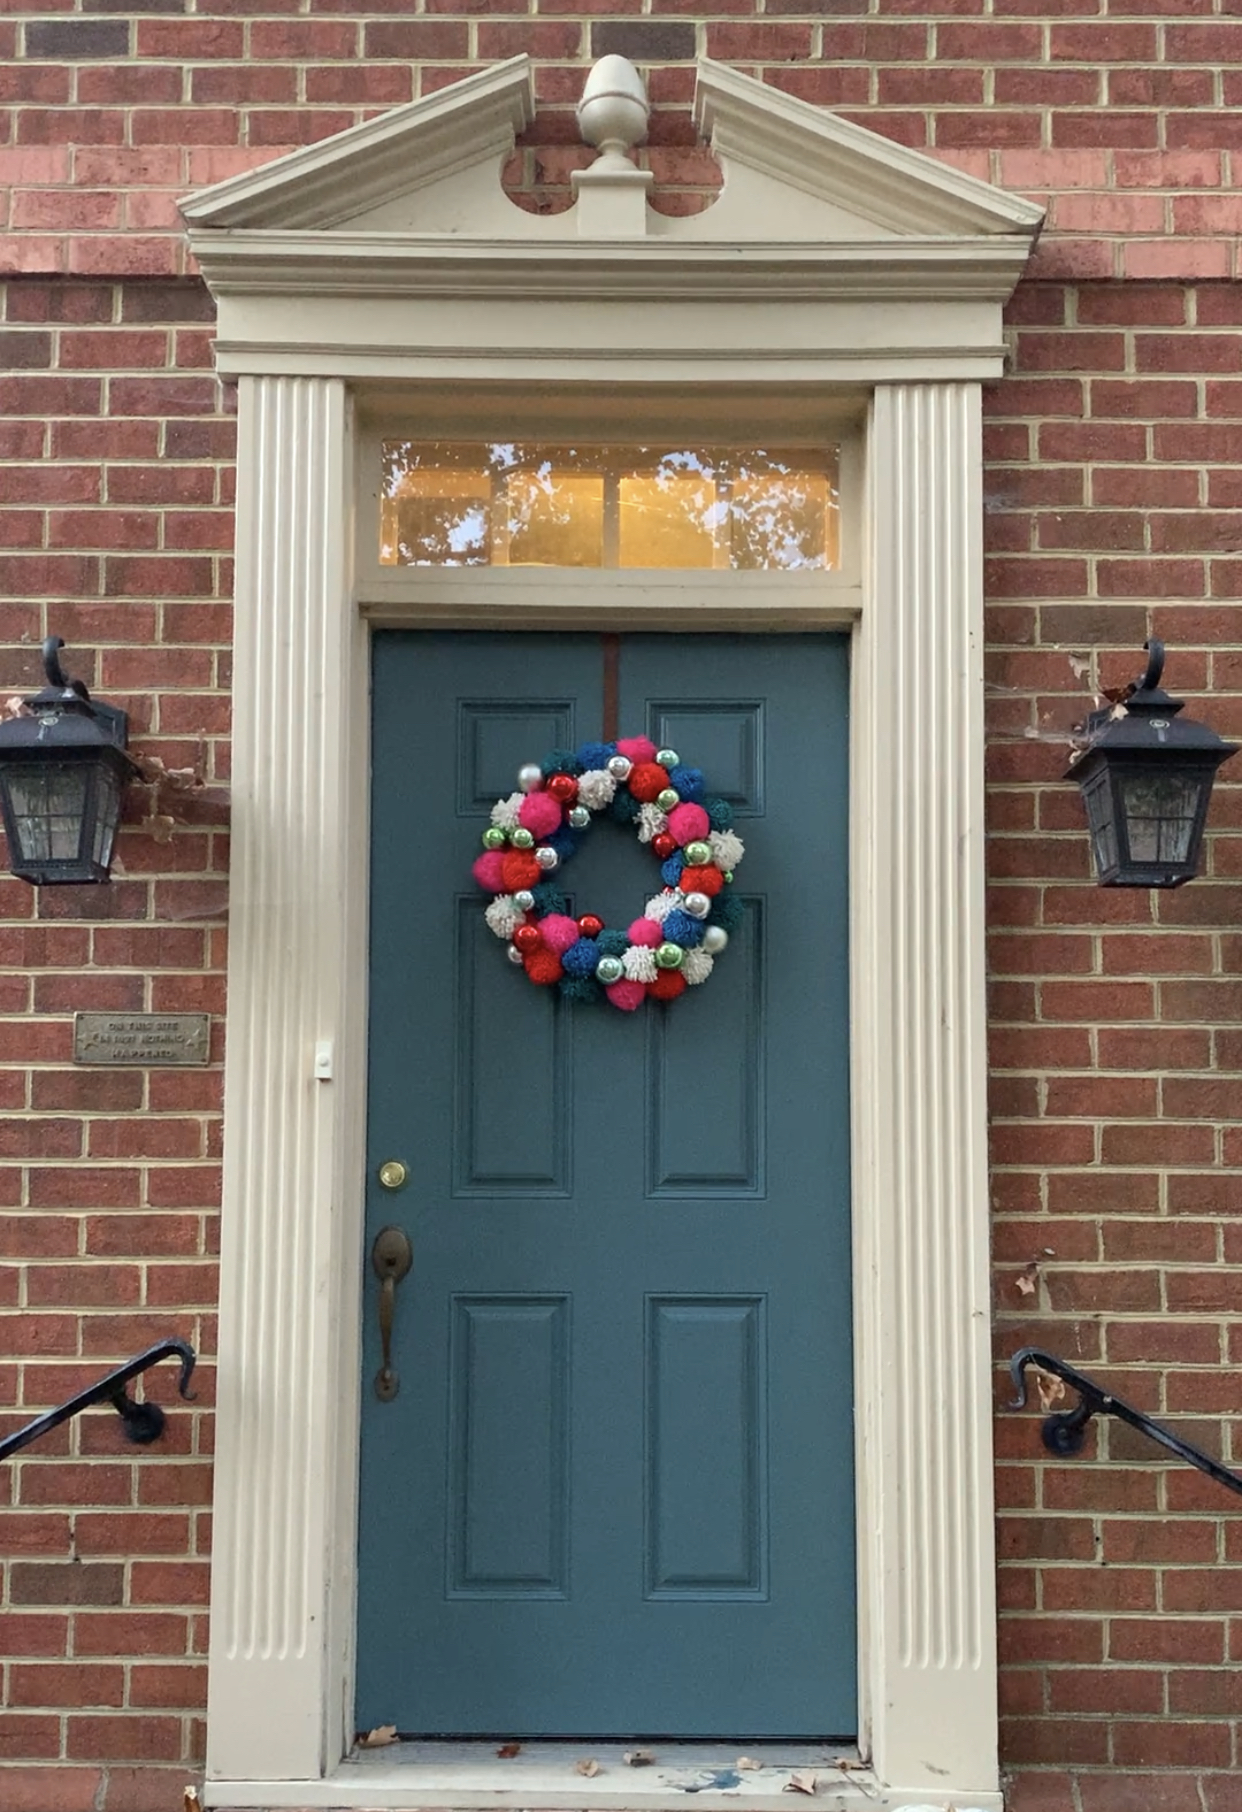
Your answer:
[1010,1345,1242,1502]
[0,1338,196,1464]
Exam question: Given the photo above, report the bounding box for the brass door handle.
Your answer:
[371,1225,413,1402]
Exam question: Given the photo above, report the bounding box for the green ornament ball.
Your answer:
[655,941,684,971]
[684,839,712,866]
[482,825,507,850]
[510,826,535,850]
[596,954,624,985]
[723,870,734,883]
[656,787,680,812]
[656,748,679,769]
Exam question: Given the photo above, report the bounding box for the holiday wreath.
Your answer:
[471,735,746,1009]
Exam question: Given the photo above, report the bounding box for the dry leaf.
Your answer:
[358,1725,398,1749]
[497,1742,523,1759]
[737,1757,762,1772]
[1014,1273,1037,1297]
[576,1758,601,1777]
[184,1790,203,1812]
[144,813,177,844]
[624,1749,656,1766]
[1035,1369,1067,1415]
[783,1771,820,1795]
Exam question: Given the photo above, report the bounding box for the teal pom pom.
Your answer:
[596,928,628,958]
[546,825,578,861]
[609,786,640,823]
[542,749,583,777]
[708,889,745,932]
[559,974,602,1003]
[531,882,568,914]
[707,798,733,831]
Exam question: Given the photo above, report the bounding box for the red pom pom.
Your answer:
[501,849,541,892]
[680,863,724,896]
[577,914,604,938]
[650,969,687,1001]
[547,773,578,805]
[524,947,563,986]
[652,832,677,861]
[513,923,542,954]
[628,762,670,803]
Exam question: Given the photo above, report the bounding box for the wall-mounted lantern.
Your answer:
[1067,639,1237,888]
[0,637,137,885]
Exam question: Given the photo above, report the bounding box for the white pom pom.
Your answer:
[485,895,523,940]
[576,768,616,810]
[644,889,679,924]
[490,791,524,830]
[709,829,745,871]
[622,945,658,983]
[681,949,714,985]
[636,803,668,844]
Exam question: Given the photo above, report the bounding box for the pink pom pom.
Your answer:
[628,917,663,947]
[616,736,657,763]
[518,791,563,839]
[606,978,647,1012]
[667,801,710,847]
[540,914,581,956]
[472,851,507,891]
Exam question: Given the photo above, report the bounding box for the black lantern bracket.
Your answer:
[36,635,129,747]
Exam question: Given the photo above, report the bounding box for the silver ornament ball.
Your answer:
[534,845,560,871]
[518,763,543,793]
[596,954,624,985]
[507,943,525,965]
[682,890,711,920]
[568,805,591,830]
[514,889,535,912]
[607,754,632,782]
[656,748,679,769]
[702,925,729,954]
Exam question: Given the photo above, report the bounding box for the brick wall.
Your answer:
[2,6,1242,1812]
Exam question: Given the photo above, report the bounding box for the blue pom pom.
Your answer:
[559,975,601,1003]
[530,882,567,915]
[546,825,579,861]
[541,748,583,777]
[708,889,745,932]
[669,765,704,803]
[577,741,615,771]
[663,909,705,948]
[609,787,639,823]
[596,928,628,959]
[707,797,733,831]
[560,938,598,979]
[661,852,685,887]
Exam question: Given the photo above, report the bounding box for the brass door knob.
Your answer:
[378,1159,408,1190]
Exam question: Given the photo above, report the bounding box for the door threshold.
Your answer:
[205,1741,1003,1812]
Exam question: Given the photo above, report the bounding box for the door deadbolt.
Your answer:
[378,1159,408,1190]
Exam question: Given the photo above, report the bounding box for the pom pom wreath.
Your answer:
[524,947,564,986]
[576,768,616,810]
[628,762,670,804]
[576,742,615,772]
[560,938,600,979]
[681,948,714,985]
[518,791,563,839]
[491,791,524,829]
[707,798,734,831]
[596,927,629,959]
[628,917,663,947]
[609,787,640,823]
[485,894,523,940]
[637,803,669,843]
[668,765,704,803]
[680,863,724,896]
[661,852,686,887]
[530,881,568,915]
[560,974,601,1003]
[667,802,710,848]
[615,736,657,763]
[540,913,581,957]
[622,944,658,983]
[501,849,541,892]
[708,889,745,932]
[541,748,582,778]
[473,850,508,891]
[709,829,745,872]
[606,977,648,1011]
[663,909,705,948]
[650,968,688,1002]
[645,890,680,924]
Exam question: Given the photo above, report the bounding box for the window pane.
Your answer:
[380,441,839,571]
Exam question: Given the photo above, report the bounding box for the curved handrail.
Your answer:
[0,1338,196,1463]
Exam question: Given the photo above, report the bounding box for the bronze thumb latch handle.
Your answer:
[371,1225,413,1402]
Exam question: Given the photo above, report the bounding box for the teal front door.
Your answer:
[357,632,855,1740]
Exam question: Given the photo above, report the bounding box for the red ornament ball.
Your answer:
[501,849,542,892]
[650,968,687,1002]
[547,773,578,805]
[628,762,670,804]
[680,863,724,897]
[513,923,542,954]
[577,914,604,938]
[524,947,563,986]
[652,832,677,861]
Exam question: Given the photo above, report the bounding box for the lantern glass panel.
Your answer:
[5,763,88,865]
[92,763,121,869]
[1120,772,1202,866]
[1081,768,1118,879]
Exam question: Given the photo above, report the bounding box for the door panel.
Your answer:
[357,632,854,1739]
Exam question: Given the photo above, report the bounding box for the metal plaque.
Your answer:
[74,1012,211,1067]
